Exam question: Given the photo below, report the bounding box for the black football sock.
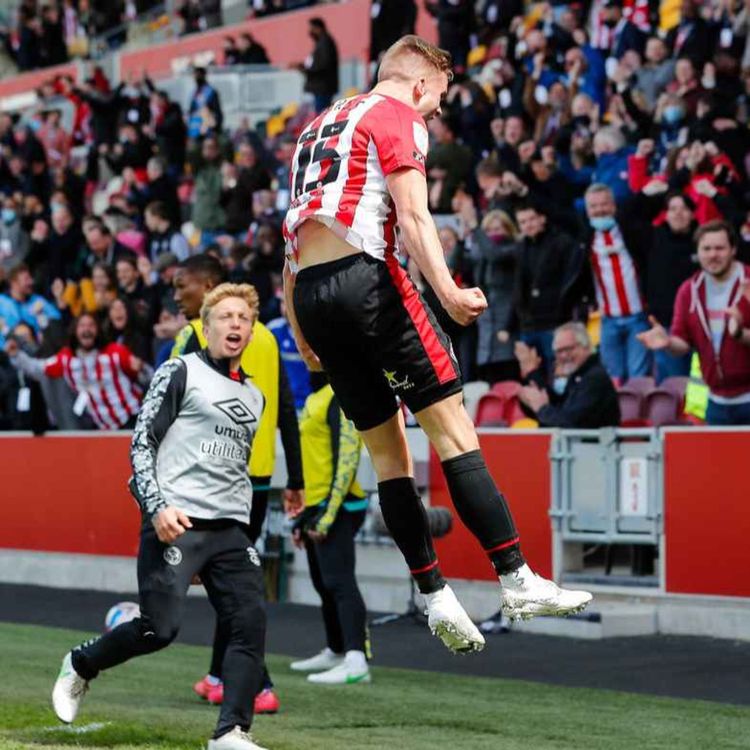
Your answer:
[378,477,446,594]
[441,450,525,575]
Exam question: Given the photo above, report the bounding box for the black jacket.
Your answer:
[525,354,620,428]
[513,227,590,333]
[370,0,417,61]
[304,32,339,97]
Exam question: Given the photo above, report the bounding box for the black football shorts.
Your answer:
[293,252,462,431]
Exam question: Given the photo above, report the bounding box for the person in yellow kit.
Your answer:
[289,376,371,685]
[170,254,304,714]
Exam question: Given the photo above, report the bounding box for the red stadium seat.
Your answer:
[623,376,655,396]
[475,394,508,427]
[503,396,526,425]
[659,376,689,407]
[490,380,522,399]
[617,388,644,423]
[645,389,681,426]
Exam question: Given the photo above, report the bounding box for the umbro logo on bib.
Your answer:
[213,398,258,425]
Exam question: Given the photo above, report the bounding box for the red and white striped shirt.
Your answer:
[44,343,144,429]
[590,225,643,318]
[283,93,429,266]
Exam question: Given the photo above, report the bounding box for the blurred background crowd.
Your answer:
[2,0,750,433]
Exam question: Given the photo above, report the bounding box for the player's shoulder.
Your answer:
[151,356,186,387]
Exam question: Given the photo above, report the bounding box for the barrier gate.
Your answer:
[550,429,663,587]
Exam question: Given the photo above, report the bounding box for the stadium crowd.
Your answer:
[2,0,750,430]
[2,0,339,70]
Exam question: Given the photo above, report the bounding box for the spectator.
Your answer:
[267,302,311,410]
[636,187,700,380]
[221,141,271,236]
[40,3,68,68]
[666,0,713,67]
[0,195,30,276]
[516,322,620,427]
[103,296,151,361]
[37,109,71,170]
[0,321,48,432]
[151,90,187,176]
[26,202,83,290]
[512,201,588,370]
[466,209,520,384]
[189,135,227,248]
[419,223,476,381]
[16,7,41,71]
[638,220,750,425]
[426,115,472,214]
[598,0,646,59]
[4,311,151,430]
[584,183,651,380]
[115,254,155,328]
[633,37,676,110]
[591,126,632,204]
[144,202,190,263]
[0,264,61,348]
[426,0,474,72]
[222,36,240,66]
[302,17,339,113]
[82,217,132,271]
[188,67,223,139]
[236,32,269,65]
[129,157,180,226]
[370,0,417,65]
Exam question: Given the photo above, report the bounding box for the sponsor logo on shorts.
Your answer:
[383,370,414,392]
[247,547,261,566]
[412,150,425,164]
[163,546,183,566]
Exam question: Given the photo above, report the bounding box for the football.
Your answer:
[104,601,141,632]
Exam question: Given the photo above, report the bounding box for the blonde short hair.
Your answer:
[481,209,519,240]
[378,35,453,83]
[200,282,259,327]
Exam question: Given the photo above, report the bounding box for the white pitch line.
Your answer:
[42,721,111,734]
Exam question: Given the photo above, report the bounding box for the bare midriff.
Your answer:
[296,219,361,270]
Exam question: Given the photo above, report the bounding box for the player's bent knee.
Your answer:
[139,616,179,650]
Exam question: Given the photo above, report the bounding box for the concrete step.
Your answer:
[511,604,658,639]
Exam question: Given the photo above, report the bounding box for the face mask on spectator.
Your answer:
[2,208,16,224]
[486,231,506,243]
[589,215,616,231]
[552,376,568,395]
[50,201,65,215]
[663,106,684,125]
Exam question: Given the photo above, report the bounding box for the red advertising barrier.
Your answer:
[663,430,750,598]
[0,435,139,557]
[430,432,553,581]
[0,62,78,100]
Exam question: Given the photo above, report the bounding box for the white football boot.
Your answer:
[289,647,344,672]
[423,584,485,654]
[500,564,593,621]
[52,652,89,723]
[307,651,370,684]
[207,726,268,750]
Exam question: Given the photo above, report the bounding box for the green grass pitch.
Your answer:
[1,622,748,749]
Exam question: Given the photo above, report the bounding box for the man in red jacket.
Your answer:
[638,220,750,425]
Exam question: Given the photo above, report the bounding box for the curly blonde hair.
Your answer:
[200,283,260,327]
